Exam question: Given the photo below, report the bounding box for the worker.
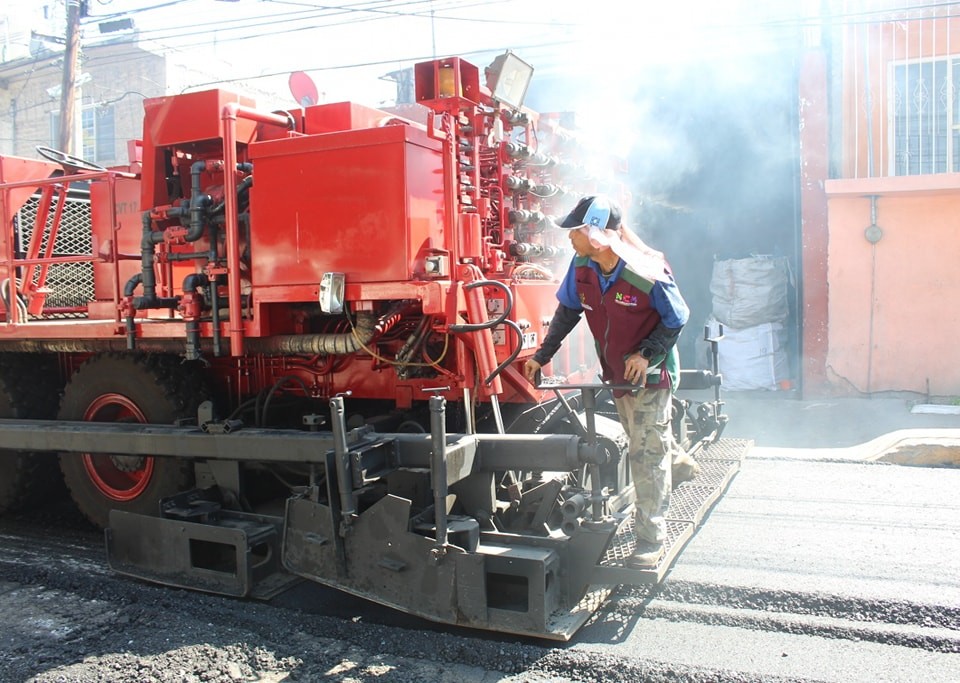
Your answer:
[523,195,696,569]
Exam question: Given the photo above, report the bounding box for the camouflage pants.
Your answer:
[614,388,673,544]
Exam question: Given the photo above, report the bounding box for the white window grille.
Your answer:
[890,58,960,175]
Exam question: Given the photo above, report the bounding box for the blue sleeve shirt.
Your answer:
[556,257,689,328]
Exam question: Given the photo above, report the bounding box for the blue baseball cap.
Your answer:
[557,195,622,230]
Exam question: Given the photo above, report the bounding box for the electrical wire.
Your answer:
[0,279,29,322]
[82,0,960,56]
[84,0,513,47]
[345,307,449,370]
[8,1,960,136]
[171,40,568,92]
[39,1,436,76]
[66,1,517,83]
[92,0,204,22]
[21,0,960,77]
[12,2,956,105]
[260,374,310,427]
[69,0,910,86]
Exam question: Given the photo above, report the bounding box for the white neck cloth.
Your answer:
[580,226,667,282]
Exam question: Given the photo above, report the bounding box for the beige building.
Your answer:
[0,39,170,167]
[0,34,290,168]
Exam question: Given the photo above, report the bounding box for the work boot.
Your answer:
[627,539,664,569]
[672,451,700,487]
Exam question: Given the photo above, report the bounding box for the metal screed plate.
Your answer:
[593,437,752,586]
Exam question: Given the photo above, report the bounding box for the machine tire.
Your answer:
[58,353,208,529]
[0,353,65,514]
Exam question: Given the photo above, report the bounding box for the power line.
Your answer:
[50,0,960,61]
[73,0,960,70]
[84,0,504,43]
[88,0,193,22]
[69,0,517,75]
[174,41,561,92]
[68,0,491,66]
[9,0,960,104]
[95,0,567,52]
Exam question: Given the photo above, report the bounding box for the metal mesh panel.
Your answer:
[602,513,694,566]
[603,515,637,564]
[699,437,753,460]
[600,437,750,574]
[677,458,737,490]
[15,192,94,314]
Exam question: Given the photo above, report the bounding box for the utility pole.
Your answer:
[58,0,82,152]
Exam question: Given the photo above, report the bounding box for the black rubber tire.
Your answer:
[0,353,65,514]
[58,353,208,529]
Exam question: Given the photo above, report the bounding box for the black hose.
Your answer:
[139,211,164,301]
[138,161,248,305]
[210,175,253,215]
[207,219,223,357]
[260,375,310,427]
[448,279,513,332]
[483,318,523,386]
[396,315,431,365]
[186,161,209,243]
[123,272,142,298]
[133,212,178,311]
[182,273,209,361]
[182,273,209,295]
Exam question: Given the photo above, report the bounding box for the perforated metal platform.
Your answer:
[593,437,752,585]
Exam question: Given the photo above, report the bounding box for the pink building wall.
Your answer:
[825,176,960,395]
[799,3,960,397]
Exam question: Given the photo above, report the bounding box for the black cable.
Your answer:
[13,0,949,103]
[260,375,310,428]
[78,0,960,60]
[23,0,960,77]
[83,0,500,46]
[65,1,499,77]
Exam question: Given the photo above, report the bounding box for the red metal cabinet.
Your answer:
[247,125,445,290]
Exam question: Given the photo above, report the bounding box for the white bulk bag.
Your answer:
[710,255,790,329]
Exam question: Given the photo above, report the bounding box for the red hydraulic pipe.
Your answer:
[107,173,122,324]
[24,185,55,266]
[220,106,242,355]
[29,185,68,314]
[427,110,458,268]
[0,188,16,325]
[220,103,293,356]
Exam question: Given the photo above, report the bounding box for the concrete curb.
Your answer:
[869,431,960,467]
[745,428,960,467]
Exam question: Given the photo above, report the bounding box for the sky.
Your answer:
[58,0,823,171]
[0,0,824,239]
[2,0,823,108]
[0,0,826,227]
[0,0,832,213]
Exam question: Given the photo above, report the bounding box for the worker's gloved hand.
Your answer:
[523,359,542,383]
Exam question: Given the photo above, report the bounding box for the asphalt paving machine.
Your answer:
[0,52,741,639]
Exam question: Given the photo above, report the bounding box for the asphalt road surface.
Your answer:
[0,448,957,682]
[574,453,960,681]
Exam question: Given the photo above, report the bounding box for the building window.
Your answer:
[890,59,960,175]
[49,104,115,164]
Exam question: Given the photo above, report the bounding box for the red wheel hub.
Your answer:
[81,393,154,501]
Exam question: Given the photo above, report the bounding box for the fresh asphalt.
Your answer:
[563,389,960,682]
